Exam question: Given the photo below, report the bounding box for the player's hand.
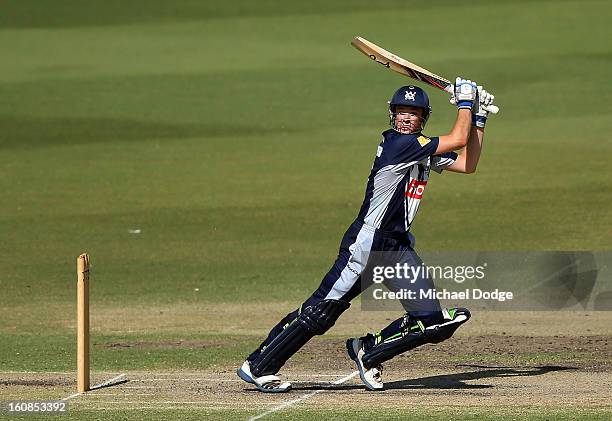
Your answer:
[454,77,477,111]
[473,86,495,128]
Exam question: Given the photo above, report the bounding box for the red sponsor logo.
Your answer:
[406,179,427,199]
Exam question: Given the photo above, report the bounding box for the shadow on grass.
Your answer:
[89,376,129,391]
[0,115,304,149]
[1,375,128,390]
[291,365,577,391]
[0,0,402,29]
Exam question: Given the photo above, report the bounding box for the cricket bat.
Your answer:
[351,36,499,114]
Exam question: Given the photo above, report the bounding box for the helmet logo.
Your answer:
[404,90,416,101]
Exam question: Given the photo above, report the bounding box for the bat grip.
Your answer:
[484,104,499,114]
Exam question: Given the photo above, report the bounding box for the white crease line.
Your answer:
[135,378,243,382]
[61,392,82,401]
[74,406,245,410]
[83,393,154,396]
[0,371,349,378]
[133,373,350,378]
[131,379,220,382]
[133,374,351,382]
[247,371,359,421]
[61,374,127,401]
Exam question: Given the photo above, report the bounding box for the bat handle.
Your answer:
[484,104,499,114]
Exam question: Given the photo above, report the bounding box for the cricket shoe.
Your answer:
[237,360,291,393]
[346,338,383,391]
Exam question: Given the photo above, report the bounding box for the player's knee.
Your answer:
[299,299,350,335]
[425,307,471,343]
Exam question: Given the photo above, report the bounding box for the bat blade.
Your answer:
[351,36,499,114]
[351,36,452,92]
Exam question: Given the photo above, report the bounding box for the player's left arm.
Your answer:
[445,87,494,174]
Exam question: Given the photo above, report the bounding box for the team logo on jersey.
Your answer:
[404,90,416,101]
[406,179,427,199]
[376,145,383,157]
[417,135,431,146]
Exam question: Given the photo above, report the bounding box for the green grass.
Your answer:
[1,0,611,417]
[0,333,260,372]
[440,351,598,365]
[1,0,611,309]
[2,330,598,372]
[245,408,612,421]
[14,407,609,421]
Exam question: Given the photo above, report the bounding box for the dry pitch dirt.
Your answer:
[1,310,611,417]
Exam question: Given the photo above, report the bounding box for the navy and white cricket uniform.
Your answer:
[248,129,457,362]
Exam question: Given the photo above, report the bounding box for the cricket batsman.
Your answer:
[237,78,495,392]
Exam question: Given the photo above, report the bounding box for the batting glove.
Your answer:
[454,77,478,110]
[472,86,495,128]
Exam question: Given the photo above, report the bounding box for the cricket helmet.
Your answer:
[388,85,432,133]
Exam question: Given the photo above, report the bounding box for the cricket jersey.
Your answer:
[356,129,457,236]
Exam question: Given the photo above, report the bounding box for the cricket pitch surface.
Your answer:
[2,311,611,420]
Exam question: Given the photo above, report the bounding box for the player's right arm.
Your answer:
[435,78,477,154]
[435,109,471,154]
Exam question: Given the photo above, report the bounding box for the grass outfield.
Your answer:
[35,408,612,421]
[1,0,611,419]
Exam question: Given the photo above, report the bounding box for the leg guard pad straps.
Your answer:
[362,308,470,369]
[250,299,350,377]
[299,298,350,334]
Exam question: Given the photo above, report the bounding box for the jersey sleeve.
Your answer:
[391,135,440,165]
[431,151,458,173]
